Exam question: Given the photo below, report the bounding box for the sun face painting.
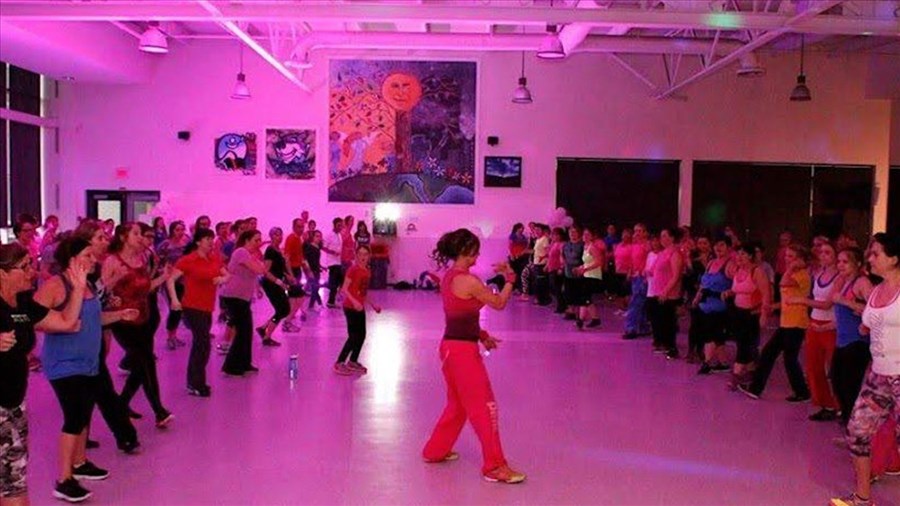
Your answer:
[328,60,476,204]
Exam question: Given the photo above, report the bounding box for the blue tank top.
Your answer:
[43,285,102,381]
[835,277,867,348]
[698,262,731,314]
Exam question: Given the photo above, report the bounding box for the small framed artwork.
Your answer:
[484,156,522,188]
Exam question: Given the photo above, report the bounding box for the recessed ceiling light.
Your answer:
[60,76,75,81]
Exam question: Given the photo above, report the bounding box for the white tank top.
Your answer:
[862,283,900,376]
[810,270,838,322]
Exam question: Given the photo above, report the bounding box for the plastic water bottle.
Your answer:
[288,355,299,380]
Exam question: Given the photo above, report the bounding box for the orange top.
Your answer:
[284,233,304,269]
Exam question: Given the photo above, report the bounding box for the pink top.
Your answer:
[650,247,682,299]
[614,243,633,274]
[546,242,564,272]
[630,241,650,276]
[441,268,484,342]
[732,267,762,309]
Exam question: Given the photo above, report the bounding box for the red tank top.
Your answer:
[112,254,151,325]
[442,268,484,342]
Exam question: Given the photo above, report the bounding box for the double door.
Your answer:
[86,190,160,225]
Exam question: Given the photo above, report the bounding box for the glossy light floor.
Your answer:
[22,291,899,505]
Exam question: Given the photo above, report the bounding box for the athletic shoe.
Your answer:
[424,451,459,463]
[809,409,839,422]
[155,411,174,428]
[126,408,143,420]
[187,386,211,398]
[245,365,260,373]
[262,338,282,347]
[216,343,230,355]
[697,363,713,375]
[222,369,244,377]
[665,349,680,360]
[711,364,731,373]
[282,322,301,333]
[785,394,811,403]
[622,332,638,340]
[333,363,354,376]
[737,384,761,400]
[346,362,368,374]
[72,460,109,481]
[483,465,526,484]
[575,319,584,330]
[652,345,667,354]
[563,313,576,321]
[54,478,92,503]
[85,439,100,450]
[586,319,601,328]
[830,493,874,506]
[117,439,140,454]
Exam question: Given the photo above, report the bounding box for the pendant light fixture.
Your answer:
[231,43,251,100]
[537,24,566,60]
[139,21,169,54]
[512,51,533,104]
[789,35,811,102]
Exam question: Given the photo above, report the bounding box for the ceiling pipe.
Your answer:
[292,32,743,55]
[654,0,844,99]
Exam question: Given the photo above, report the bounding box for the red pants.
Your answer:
[805,325,839,410]
[422,340,507,474]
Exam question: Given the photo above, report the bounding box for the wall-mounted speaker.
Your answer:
[177,131,191,141]
[487,135,499,146]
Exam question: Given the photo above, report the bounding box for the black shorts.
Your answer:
[49,375,98,435]
[694,310,728,345]
[564,277,589,306]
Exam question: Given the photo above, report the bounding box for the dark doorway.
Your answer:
[556,158,680,231]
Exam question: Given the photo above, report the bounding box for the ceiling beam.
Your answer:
[195,1,310,93]
[1,1,897,37]
[654,0,845,99]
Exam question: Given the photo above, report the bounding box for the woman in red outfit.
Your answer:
[422,228,525,484]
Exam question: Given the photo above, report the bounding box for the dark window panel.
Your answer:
[557,158,680,232]
[9,121,42,220]
[889,168,900,234]
[0,118,6,226]
[8,65,41,116]
[811,165,873,244]
[692,162,812,253]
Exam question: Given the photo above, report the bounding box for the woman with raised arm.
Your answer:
[422,228,525,484]
[1,243,85,506]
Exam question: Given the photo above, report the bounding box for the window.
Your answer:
[1,62,43,227]
[557,158,680,231]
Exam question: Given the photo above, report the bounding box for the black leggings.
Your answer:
[165,282,185,332]
[92,347,138,447]
[327,266,344,306]
[831,341,872,425]
[222,298,253,374]
[649,298,679,351]
[262,280,291,324]
[749,327,810,397]
[336,309,367,363]
[50,375,98,435]
[112,321,167,418]
[730,307,760,365]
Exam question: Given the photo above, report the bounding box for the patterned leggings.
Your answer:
[847,371,900,457]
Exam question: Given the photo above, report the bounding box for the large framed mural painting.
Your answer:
[328,60,476,204]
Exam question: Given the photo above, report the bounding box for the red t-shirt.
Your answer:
[284,233,304,269]
[340,229,356,264]
[175,252,224,312]
[343,264,371,310]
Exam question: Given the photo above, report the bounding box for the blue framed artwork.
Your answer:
[484,156,522,188]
